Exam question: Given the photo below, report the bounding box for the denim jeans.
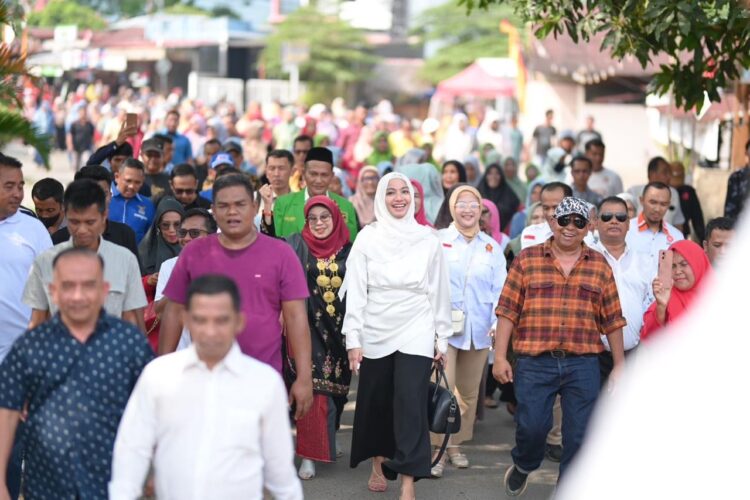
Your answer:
[511,354,600,479]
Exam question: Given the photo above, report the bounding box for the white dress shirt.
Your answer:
[624,214,684,274]
[342,233,452,357]
[439,226,506,351]
[109,344,302,500]
[591,241,655,351]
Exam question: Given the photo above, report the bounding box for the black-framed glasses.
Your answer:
[600,212,628,223]
[178,228,208,238]
[173,188,196,196]
[556,215,588,229]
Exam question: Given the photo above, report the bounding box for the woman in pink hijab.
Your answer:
[480,199,510,250]
[410,179,433,227]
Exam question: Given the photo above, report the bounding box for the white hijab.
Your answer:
[358,172,432,263]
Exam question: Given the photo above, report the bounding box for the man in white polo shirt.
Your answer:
[0,153,53,361]
[0,152,53,499]
[625,181,684,273]
[22,179,146,331]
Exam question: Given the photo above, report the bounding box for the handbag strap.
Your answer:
[430,363,459,468]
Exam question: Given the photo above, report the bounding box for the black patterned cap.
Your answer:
[554,197,590,221]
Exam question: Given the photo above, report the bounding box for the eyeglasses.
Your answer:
[307,214,332,224]
[599,212,628,223]
[455,201,481,210]
[178,228,207,238]
[556,215,588,229]
[159,221,181,231]
[173,188,196,196]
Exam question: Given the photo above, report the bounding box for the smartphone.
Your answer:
[658,249,673,289]
[125,113,138,129]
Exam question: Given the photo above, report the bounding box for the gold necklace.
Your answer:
[315,254,343,316]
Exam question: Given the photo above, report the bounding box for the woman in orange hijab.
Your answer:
[641,240,712,341]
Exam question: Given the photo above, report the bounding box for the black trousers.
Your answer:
[350,351,432,480]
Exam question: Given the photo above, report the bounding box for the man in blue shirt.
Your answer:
[109,158,155,243]
[162,110,193,166]
[0,247,153,500]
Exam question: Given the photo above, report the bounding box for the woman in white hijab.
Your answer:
[476,109,504,153]
[343,172,452,500]
[441,113,475,162]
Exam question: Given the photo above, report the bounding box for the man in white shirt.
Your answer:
[110,274,302,500]
[521,182,597,251]
[592,196,655,382]
[627,156,685,230]
[584,139,623,198]
[625,182,684,272]
[0,153,53,362]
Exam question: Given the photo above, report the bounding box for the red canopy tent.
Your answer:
[434,58,517,100]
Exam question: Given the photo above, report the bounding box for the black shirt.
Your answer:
[70,121,95,152]
[676,184,705,241]
[52,220,141,271]
[144,172,172,204]
[183,196,212,211]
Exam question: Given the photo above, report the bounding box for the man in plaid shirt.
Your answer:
[493,197,626,496]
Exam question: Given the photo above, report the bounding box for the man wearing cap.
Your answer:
[494,197,626,496]
[264,147,358,241]
[140,138,173,203]
[199,153,236,203]
[224,140,255,175]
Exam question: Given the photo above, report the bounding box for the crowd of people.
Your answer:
[1,83,747,500]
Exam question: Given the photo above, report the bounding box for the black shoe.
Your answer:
[545,443,562,463]
[504,465,528,497]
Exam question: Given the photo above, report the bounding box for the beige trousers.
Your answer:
[430,345,489,447]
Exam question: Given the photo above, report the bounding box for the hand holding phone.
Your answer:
[125,113,138,130]
[658,250,673,290]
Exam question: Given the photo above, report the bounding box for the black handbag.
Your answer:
[428,363,461,467]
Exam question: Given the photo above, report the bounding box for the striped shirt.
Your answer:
[496,238,626,355]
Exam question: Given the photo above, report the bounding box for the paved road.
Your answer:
[3,142,558,499]
[299,376,557,500]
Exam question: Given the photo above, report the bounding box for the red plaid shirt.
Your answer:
[496,238,626,355]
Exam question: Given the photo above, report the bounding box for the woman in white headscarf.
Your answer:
[441,113,475,162]
[343,172,452,500]
[476,110,504,153]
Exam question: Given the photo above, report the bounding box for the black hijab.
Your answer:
[434,184,464,230]
[477,163,520,232]
[442,160,467,195]
[138,197,185,275]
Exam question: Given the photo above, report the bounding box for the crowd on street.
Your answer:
[0,80,747,499]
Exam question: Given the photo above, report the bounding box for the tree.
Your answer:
[26,0,107,30]
[412,2,522,85]
[461,0,750,111]
[0,1,50,165]
[260,6,379,103]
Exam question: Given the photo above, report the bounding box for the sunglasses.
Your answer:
[599,212,628,223]
[178,228,207,238]
[173,188,196,196]
[159,221,181,231]
[556,215,588,230]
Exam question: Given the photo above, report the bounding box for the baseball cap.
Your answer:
[223,140,242,154]
[211,152,234,169]
[141,138,163,155]
[554,197,591,222]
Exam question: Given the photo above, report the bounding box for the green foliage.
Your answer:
[211,6,241,19]
[0,1,50,166]
[162,3,210,16]
[26,0,107,30]
[260,6,378,101]
[413,2,521,85]
[461,0,750,111]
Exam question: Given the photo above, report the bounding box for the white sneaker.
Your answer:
[298,459,316,480]
[336,441,344,458]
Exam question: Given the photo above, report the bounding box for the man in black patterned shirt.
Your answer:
[724,139,750,220]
